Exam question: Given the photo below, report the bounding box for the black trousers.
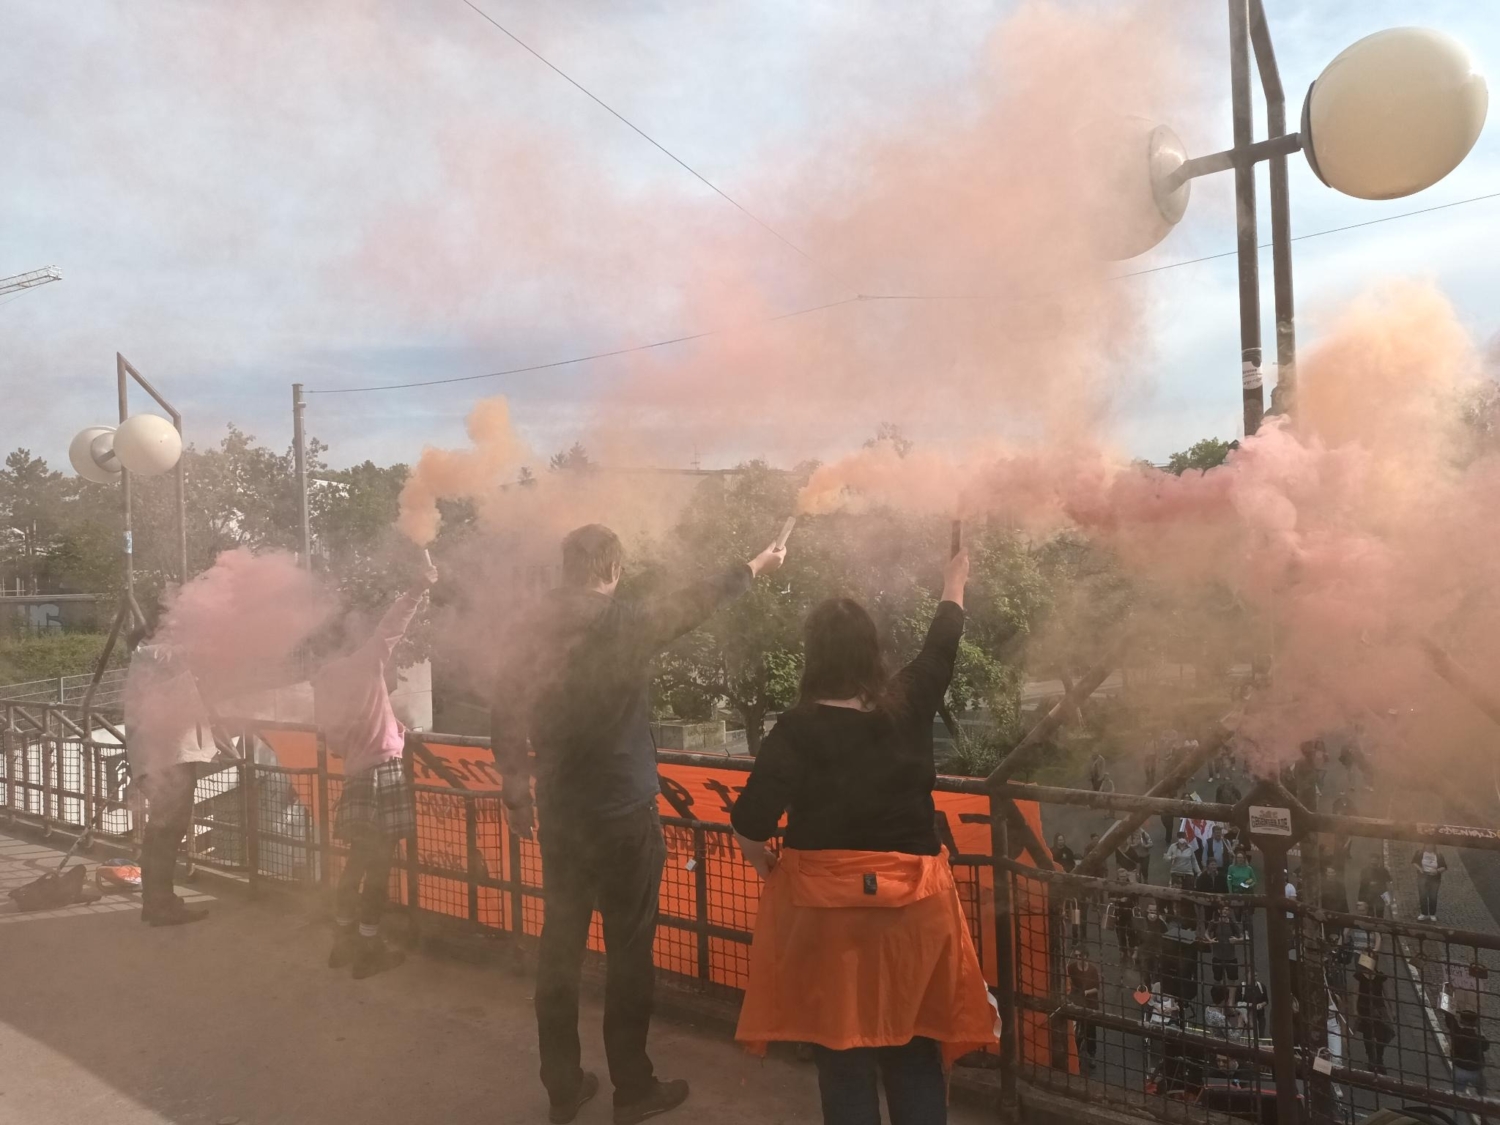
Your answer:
[812,1037,945,1125]
[139,763,198,906]
[335,831,393,926]
[535,803,666,1105]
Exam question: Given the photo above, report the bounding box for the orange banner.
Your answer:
[257,729,1054,1061]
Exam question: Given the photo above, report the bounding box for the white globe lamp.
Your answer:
[113,414,183,476]
[68,426,121,484]
[1080,117,1192,261]
[1303,27,1488,200]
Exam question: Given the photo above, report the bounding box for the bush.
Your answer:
[0,633,123,685]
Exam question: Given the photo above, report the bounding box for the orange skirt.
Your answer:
[735,848,999,1067]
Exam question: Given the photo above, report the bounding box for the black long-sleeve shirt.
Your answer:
[492,566,753,822]
[729,601,963,855]
[1445,1010,1491,1068]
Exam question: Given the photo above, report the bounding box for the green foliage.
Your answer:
[549,443,594,472]
[863,423,913,459]
[1165,437,1232,476]
[0,632,123,683]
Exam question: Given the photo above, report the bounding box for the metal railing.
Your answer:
[0,668,128,707]
[4,700,1499,1124]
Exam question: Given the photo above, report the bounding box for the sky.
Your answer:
[4,0,1500,475]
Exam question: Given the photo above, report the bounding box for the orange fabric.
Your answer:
[735,849,998,1067]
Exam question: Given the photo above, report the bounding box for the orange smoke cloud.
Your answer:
[397,397,530,545]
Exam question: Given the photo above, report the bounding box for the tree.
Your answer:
[549,443,594,472]
[863,423,913,459]
[0,450,71,593]
[647,462,806,754]
[1165,437,1233,476]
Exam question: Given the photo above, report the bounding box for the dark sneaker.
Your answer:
[328,926,358,969]
[549,1072,600,1124]
[613,1079,689,1125]
[142,897,209,927]
[351,935,406,980]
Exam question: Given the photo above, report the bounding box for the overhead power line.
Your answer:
[460,0,824,277]
[308,189,1500,395]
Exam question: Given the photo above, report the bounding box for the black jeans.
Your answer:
[139,763,197,906]
[1418,875,1441,917]
[335,831,393,926]
[812,1037,946,1125]
[535,803,666,1106]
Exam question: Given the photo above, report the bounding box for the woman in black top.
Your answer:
[731,562,966,862]
[731,548,994,1125]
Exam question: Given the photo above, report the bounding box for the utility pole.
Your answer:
[292,383,311,568]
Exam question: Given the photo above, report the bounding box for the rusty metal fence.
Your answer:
[6,700,1500,1125]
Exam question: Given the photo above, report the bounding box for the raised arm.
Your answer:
[368,562,439,663]
[890,549,969,716]
[633,538,787,653]
[491,628,538,838]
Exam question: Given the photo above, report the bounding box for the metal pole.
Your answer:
[1248,0,1296,417]
[174,422,188,586]
[989,792,1021,1123]
[1228,0,1264,437]
[116,356,138,624]
[292,383,311,568]
[1259,837,1303,1125]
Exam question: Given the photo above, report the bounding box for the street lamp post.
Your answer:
[68,356,189,713]
[1113,3,1488,439]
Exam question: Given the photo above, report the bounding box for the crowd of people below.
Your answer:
[1045,738,1485,1097]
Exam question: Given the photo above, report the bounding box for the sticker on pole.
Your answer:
[1249,806,1293,836]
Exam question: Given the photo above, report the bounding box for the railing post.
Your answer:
[1259,837,1303,1125]
[40,736,53,837]
[402,742,420,942]
[988,788,1021,1123]
[82,740,95,836]
[1,704,12,815]
[243,754,259,891]
[465,795,479,925]
[315,735,331,890]
[505,823,522,935]
[694,825,710,982]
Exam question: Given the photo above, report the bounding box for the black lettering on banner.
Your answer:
[699,777,743,817]
[658,775,695,819]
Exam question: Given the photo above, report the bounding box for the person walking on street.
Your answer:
[493,524,787,1125]
[1166,832,1201,891]
[1140,899,1168,989]
[1244,977,1269,1041]
[1357,856,1393,920]
[1196,823,1230,871]
[1111,869,1139,965]
[1068,948,1102,1072]
[1051,833,1077,873]
[1226,848,1257,935]
[1209,905,1240,1007]
[1443,1004,1490,1098]
[1126,826,1153,886]
[1354,964,1394,1075]
[315,562,438,979]
[1195,856,1228,898]
[123,627,218,927]
[1412,845,1448,922]
[731,546,997,1125]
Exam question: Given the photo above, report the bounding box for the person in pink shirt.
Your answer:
[313,561,437,978]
